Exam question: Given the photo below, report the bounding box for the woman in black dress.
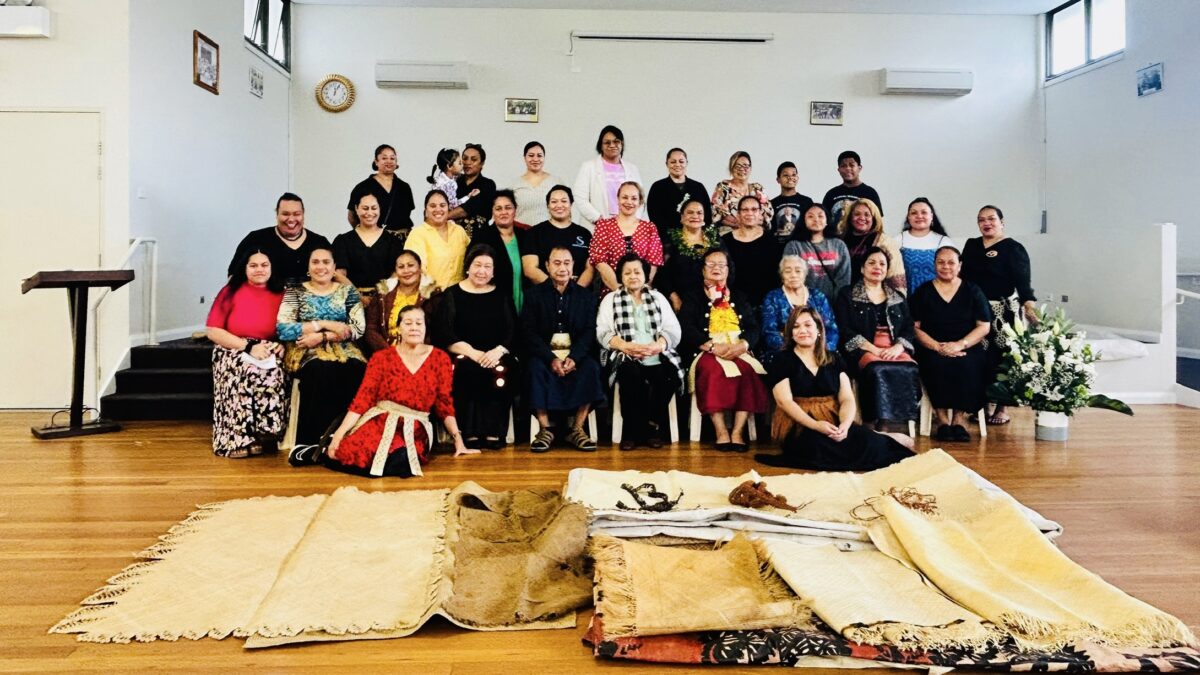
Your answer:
[959,205,1037,425]
[756,306,913,471]
[346,143,416,238]
[834,247,921,431]
[721,195,783,308]
[333,192,405,304]
[431,244,517,449]
[910,246,993,441]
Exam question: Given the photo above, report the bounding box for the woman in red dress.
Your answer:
[323,305,479,477]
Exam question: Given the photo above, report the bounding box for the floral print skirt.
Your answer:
[211,346,288,456]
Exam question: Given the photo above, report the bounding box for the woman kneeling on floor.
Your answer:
[324,305,479,477]
[756,306,913,471]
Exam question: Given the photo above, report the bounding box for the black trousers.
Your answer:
[615,361,680,440]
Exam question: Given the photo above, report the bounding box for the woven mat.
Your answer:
[52,484,583,647]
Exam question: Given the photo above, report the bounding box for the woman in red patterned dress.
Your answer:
[588,181,664,294]
[323,305,479,478]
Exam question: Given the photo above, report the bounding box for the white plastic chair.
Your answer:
[610,382,678,444]
[918,390,987,438]
[688,390,757,443]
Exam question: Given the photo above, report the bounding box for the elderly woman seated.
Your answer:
[597,255,684,450]
[910,246,993,441]
[678,249,768,451]
[833,247,921,432]
[759,253,838,368]
[755,307,913,471]
[522,246,605,453]
[323,305,479,477]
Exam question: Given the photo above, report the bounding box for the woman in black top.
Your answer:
[834,247,920,429]
[469,189,527,314]
[346,144,416,238]
[959,204,1037,425]
[910,246,993,441]
[432,244,517,449]
[646,147,712,240]
[755,306,913,471]
[333,193,404,301]
[721,195,783,309]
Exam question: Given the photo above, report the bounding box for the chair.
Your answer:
[918,390,986,438]
[850,379,917,437]
[688,391,757,443]
[610,382,678,444]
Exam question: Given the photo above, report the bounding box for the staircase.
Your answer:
[101,338,214,420]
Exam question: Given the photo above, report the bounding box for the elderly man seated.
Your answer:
[522,247,606,452]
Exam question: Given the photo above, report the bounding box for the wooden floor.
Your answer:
[3,406,1199,673]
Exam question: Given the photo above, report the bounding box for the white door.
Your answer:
[0,111,102,408]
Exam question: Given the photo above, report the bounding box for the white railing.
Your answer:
[94,237,158,344]
[1176,288,1200,305]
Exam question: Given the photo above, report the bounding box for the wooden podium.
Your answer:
[21,270,135,439]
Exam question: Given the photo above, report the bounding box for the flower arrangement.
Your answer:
[987,306,1132,416]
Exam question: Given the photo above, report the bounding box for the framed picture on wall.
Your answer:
[1136,62,1163,97]
[505,98,539,123]
[249,66,264,98]
[193,30,219,95]
[810,101,843,126]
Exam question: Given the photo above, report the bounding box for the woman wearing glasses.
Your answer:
[572,125,643,229]
[711,151,773,233]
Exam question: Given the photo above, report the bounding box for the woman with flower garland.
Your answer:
[658,198,722,311]
[910,246,992,441]
[678,248,768,451]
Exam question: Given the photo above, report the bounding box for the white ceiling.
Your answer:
[292,0,1063,15]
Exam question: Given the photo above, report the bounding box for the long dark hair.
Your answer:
[782,306,833,366]
[790,203,837,242]
[902,197,949,236]
[426,148,459,184]
[227,248,283,294]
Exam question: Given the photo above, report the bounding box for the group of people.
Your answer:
[206,128,1038,478]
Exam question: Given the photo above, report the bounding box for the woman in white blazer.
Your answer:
[573,125,642,230]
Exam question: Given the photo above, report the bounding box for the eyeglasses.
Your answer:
[732,163,751,170]
[602,139,623,146]
[704,263,728,269]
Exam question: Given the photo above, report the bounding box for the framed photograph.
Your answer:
[193,30,219,95]
[1137,62,1163,97]
[505,97,539,123]
[810,101,843,126]
[249,66,264,98]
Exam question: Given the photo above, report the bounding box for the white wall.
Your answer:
[289,6,1042,247]
[0,0,131,404]
[130,0,291,337]
[1039,0,1200,336]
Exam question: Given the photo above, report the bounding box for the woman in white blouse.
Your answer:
[572,125,643,230]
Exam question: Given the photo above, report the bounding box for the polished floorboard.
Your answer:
[2,406,1198,673]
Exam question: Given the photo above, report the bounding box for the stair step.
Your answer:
[115,368,213,394]
[101,392,213,421]
[130,341,214,369]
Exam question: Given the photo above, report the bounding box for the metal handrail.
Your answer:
[93,237,158,344]
[1177,288,1200,305]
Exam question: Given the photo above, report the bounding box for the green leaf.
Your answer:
[987,382,1018,406]
[1086,394,1134,416]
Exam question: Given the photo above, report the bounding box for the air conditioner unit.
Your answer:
[375,61,470,89]
[879,68,973,96]
[571,31,773,44]
[0,6,52,38]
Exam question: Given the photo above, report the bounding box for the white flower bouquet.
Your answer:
[988,306,1132,416]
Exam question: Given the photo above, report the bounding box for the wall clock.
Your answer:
[315,74,355,113]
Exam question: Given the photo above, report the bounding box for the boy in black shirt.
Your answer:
[822,150,883,227]
[769,161,814,243]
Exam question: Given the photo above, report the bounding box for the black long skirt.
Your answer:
[755,424,912,472]
[452,354,517,439]
[857,361,921,422]
[295,359,366,446]
[917,346,989,412]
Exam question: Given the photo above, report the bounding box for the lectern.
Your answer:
[21,270,135,439]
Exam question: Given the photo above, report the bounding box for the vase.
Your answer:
[1034,410,1069,441]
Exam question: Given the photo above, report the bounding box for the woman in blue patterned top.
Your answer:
[896,197,956,297]
[277,247,367,465]
[759,254,838,368]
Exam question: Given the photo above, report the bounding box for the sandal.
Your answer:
[223,446,252,459]
[986,412,1011,425]
[531,428,554,453]
[565,427,596,452]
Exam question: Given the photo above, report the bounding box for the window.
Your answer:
[1046,0,1125,78]
[244,0,290,71]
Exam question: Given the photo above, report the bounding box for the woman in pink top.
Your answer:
[589,181,664,294]
[205,249,287,458]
